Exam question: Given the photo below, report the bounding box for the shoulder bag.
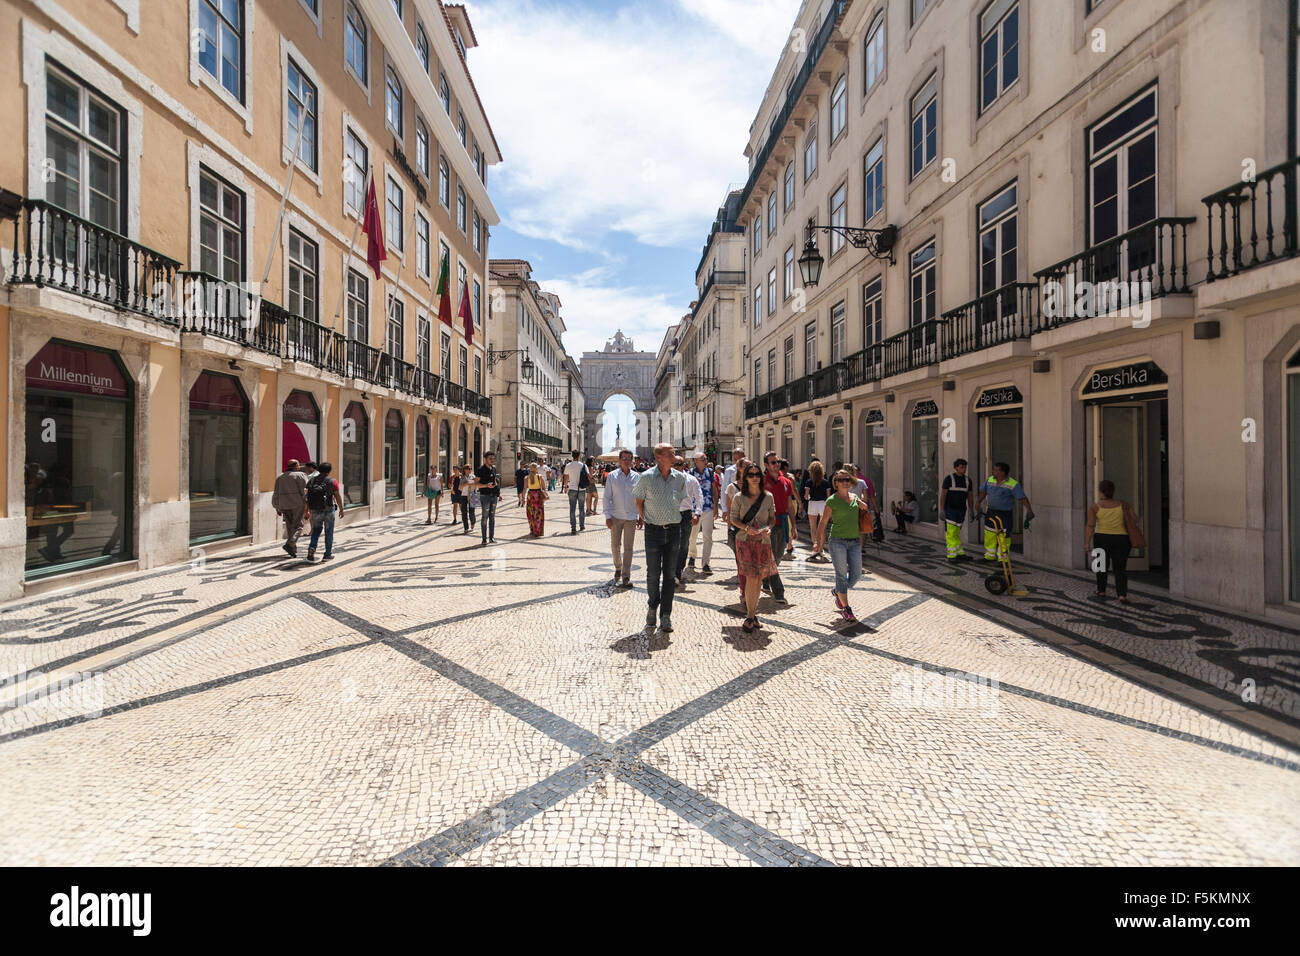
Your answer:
[1123,501,1147,549]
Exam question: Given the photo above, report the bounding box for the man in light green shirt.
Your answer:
[634,443,687,632]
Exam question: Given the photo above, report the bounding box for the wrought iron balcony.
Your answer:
[176,271,285,355]
[692,269,748,320]
[882,319,945,378]
[523,426,562,448]
[1203,157,1298,281]
[1033,216,1196,332]
[942,282,1038,359]
[8,198,180,318]
[843,343,885,389]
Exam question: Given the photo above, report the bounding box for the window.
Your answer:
[911,74,938,177]
[385,66,402,134]
[472,210,481,252]
[767,267,777,314]
[386,296,404,358]
[188,372,248,543]
[459,345,468,385]
[344,2,367,85]
[342,401,368,507]
[784,161,795,210]
[440,331,452,378]
[44,66,124,231]
[978,182,1017,294]
[783,337,794,383]
[831,301,846,363]
[415,118,429,177]
[753,214,762,255]
[979,0,1020,114]
[415,212,430,276]
[804,321,817,375]
[830,74,847,141]
[473,354,482,394]
[804,126,818,180]
[286,58,318,171]
[457,110,467,147]
[347,268,368,341]
[457,185,467,232]
[767,349,776,390]
[767,192,777,235]
[911,0,931,27]
[753,285,762,327]
[417,316,431,370]
[198,0,243,101]
[910,240,937,327]
[754,358,762,395]
[865,13,885,93]
[864,138,884,222]
[458,262,467,310]
[386,175,403,252]
[473,278,482,325]
[415,23,430,73]
[830,183,848,254]
[783,245,795,299]
[472,143,481,180]
[391,0,402,17]
[344,127,367,216]
[439,155,450,207]
[198,168,244,282]
[287,228,317,321]
[1088,87,1157,247]
[862,277,883,346]
[439,71,450,113]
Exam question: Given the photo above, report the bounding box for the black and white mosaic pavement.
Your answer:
[0,501,1297,866]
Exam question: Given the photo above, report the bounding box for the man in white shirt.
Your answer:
[721,447,744,520]
[673,455,703,585]
[603,449,639,587]
[561,450,588,534]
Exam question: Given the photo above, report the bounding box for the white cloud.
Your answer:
[466,0,797,250]
[541,272,685,360]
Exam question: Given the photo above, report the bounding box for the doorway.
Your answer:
[1087,395,1169,582]
[978,411,1024,552]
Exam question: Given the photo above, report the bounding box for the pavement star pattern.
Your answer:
[0,499,1297,866]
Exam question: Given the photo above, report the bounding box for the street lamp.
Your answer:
[799,216,897,288]
[487,344,534,381]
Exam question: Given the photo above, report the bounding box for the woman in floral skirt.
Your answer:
[525,462,548,536]
[728,463,778,632]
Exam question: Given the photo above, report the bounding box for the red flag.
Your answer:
[436,251,453,327]
[362,175,386,279]
[457,278,474,347]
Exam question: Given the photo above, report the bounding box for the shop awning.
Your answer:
[522,444,547,456]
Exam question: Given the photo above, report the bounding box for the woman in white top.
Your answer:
[424,467,443,525]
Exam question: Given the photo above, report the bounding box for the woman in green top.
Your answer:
[815,469,868,622]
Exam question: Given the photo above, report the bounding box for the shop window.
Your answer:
[282,390,319,471]
[383,408,403,501]
[861,411,885,510]
[415,416,430,481]
[910,407,940,523]
[189,371,248,543]
[342,401,368,507]
[830,416,846,467]
[438,418,451,482]
[24,341,132,577]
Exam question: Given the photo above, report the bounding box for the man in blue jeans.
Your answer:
[475,452,501,544]
[761,452,790,604]
[634,443,687,633]
[305,462,345,562]
[562,450,587,534]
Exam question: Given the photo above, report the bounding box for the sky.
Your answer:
[465,0,802,375]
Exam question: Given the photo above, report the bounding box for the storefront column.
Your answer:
[0,305,20,600]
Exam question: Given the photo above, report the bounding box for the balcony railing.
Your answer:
[1204,157,1299,281]
[942,282,1038,359]
[693,269,748,319]
[843,343,885,389]
[523,426,562,448]
[8,198,180,317]
[176,271,285,355]
[1033,216,1196,332]
[813,361,847,399]
[882,320,945,378]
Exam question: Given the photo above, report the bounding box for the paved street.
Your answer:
[1,498,1298,867]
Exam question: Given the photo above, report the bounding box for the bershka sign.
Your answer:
[26,342,129,398]
[975,385,1023,410]
[912,399,939,418]
[49,886,151,936]
[1081,361,1167,397]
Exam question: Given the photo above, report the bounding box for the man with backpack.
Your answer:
[686,451,719,575]
[939,458,973,562]
[562,449,589,534]
[272,459,308,557]
[305,462,345,562]
[475,451,501,545]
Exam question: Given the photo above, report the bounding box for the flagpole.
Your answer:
[331,167,367,331]
[259,120,305,292]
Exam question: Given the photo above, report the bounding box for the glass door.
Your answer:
[980,411,1024,549]
[1093,402,1148,570]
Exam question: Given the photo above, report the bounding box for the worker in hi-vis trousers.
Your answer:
[976,462,1035,560]
[938,458,973,561]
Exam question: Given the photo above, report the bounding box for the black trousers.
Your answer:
[1094,532,1131,597]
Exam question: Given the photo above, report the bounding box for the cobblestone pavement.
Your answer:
[1,499,1297,866]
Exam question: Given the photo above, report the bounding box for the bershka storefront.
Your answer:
[23,340,133,578]
[1081,359,1170,583]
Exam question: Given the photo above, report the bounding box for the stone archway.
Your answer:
[580,330,656,457]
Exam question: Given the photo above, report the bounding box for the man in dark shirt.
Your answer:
[515,463,528,507]
[761,451,790,604]
[939,458,973,561]
[476,452,501,545]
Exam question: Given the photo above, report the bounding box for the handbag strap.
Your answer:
[739,493,765,527]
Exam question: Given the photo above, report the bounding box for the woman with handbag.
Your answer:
[1084,479,1144,603]
[525,462,548,537]
[802,460,831,559]
[729,464,779,633]
[817,469,869,622]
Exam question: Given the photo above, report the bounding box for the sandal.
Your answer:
[742,617,756,632]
